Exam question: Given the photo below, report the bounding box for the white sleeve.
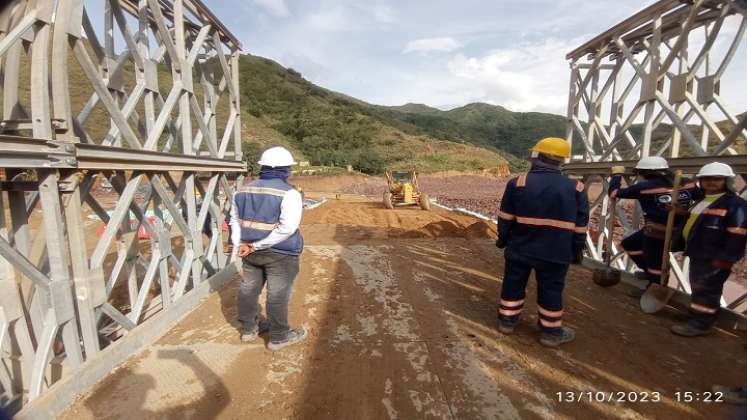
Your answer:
[229,192,242,247]
[251,189,303,250]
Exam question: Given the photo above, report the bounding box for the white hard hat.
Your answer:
[697,162,735,178]
[257,146,297,167]
[635,156,669,170]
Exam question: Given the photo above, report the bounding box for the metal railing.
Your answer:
[563,0,747,315]
[0,0,243,413]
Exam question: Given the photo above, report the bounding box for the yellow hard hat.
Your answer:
[531,137,571,159]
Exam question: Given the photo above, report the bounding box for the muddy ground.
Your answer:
[60,196,747,420]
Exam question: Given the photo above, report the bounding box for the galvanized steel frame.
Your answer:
[564,0,747,315]
[0,0,243,412]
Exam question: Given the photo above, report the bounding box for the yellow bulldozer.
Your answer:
[383,170,431,210]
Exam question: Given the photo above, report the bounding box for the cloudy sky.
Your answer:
[105,1,747,116]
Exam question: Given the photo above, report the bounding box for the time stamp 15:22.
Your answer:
[556,391,725,403]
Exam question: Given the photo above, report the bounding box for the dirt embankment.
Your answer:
[301,197,496,243]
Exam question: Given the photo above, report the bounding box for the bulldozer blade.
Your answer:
[592,267,621,287]
[639,283,675,314]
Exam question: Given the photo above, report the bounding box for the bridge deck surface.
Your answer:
[60,198,746,420]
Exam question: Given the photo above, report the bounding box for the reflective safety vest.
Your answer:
[498,163,589,264]
[234,178,304,255]
[684,192,747,263]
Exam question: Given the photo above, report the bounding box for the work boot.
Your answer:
[670,322,710,337]
[539,327,576,348]
[497,318,518,335]
[241,318,271,342]
[268,327,308,351]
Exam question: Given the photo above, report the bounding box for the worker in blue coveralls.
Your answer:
[669,162,747,337]
[230,146,306,351]
[608,157,700,297]
[496,137,589,348]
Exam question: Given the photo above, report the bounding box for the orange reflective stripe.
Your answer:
[647,268,662,275]
[681,182,696,189]
[703,208,728,217]
[690,303,718,314]
[240,219,278,231]
[500,299,525,308]
[574,226,588,234]
[515,216,576,231]
[576,181,585,192]
[497,210,516,221]
[626,250,643,256]
[640,187,672,195]
[516,174,527,187]
[499,308,523,316]
[539,319,563,327]
[727,227,747,235]
[538,306,563,317]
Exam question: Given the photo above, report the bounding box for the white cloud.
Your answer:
[442,38,576,112]
[403,37,462,54]
[305,6,356,32]
[370,4,396,23]
[367,37,582,113]
[225,0,747,116]
[253,0,289,17]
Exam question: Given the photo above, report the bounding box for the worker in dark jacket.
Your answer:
[230,146,307,351]
[496,137,589,347]
[670,162,747,336]
[608,157,699,297]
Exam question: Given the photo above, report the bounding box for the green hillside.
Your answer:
[233,56,570,171]
[236,55,511,174]
[372,102,567,161]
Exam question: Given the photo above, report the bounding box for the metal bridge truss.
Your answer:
[0,0,243,413]
[563,0,747,315]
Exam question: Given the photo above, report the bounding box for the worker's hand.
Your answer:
[610,166,626,175]
[495,238,508,249]
[712,259,734,270]
[237,243,254,257]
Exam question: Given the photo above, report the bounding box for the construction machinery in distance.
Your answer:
[383,170,431,210]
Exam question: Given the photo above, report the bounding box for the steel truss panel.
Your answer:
[564,155,747,175]
[564,0,747,318]
[0,0,244,413]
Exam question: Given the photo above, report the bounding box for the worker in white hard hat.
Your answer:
[609,156,699,297]
[668,162,747,336]
[229,146,307,351]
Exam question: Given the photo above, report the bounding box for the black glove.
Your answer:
[572,249,584,265]
[496,238,508,249]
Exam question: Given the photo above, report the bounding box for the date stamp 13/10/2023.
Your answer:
[556,391,726,404]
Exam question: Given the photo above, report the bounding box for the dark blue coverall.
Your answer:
[683,192,747,327]
[496,161,589,332]
[609,175,699,283]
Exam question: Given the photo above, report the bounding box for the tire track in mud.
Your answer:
[309,245,453,419]
[309,243,530,419]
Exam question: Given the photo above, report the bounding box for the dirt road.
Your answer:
[61,197,747,420]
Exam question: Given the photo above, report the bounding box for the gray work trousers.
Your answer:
[238,249,300,341]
